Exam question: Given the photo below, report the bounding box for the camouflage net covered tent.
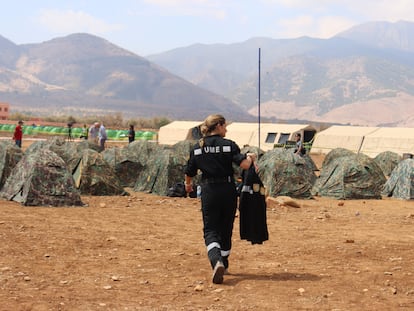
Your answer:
[382,158,414,200]
[321,147,356,168]
[312,149,386,199]
[0,141,23,189]
[171,139,202,187]
[25,137,100,173]
[134,140,197,196]
[257,148,317,199]
[72,149,127,196]
[0,149,83,206]
[23,137,125,196]
[373,151,402,178]
[102,147,143,187]
[102,140,160,187]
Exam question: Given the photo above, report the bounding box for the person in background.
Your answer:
[294,132,305,155]
[128,124,135,144]
[88,122,100,144]
[80,124,88,140]
[98,122,107,151]
[67,122,74,141]
[184,114,256,284]
[13,120,24,148]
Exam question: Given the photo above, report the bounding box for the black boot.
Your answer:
[208,247,222,269]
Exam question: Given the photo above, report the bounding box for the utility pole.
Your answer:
[258,48,261,150]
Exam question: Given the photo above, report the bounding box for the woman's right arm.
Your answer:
[240,153,256,170]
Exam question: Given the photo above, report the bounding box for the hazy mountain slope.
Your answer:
[0,35,20,67]
[148,21,414,126]
[336,20,414,51]
[0,33,251,120]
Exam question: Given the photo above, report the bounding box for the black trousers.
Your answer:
[201,182,237,268]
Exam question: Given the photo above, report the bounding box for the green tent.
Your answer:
[0,149,83,206]
[382,159,414,200]
[258,148,317,199]
[312,149,386,199]
[0,141,23,189]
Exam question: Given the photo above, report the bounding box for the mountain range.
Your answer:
[1,20,414,126]
[0,34,250,121]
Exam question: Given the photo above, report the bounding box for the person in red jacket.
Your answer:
[13,120,23,148]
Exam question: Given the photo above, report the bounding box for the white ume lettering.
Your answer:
[194,145,232,156]
[204,146,221,153]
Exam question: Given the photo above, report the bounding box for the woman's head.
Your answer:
[201,114,227,137]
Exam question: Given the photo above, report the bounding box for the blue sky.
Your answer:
[1,0,413,56]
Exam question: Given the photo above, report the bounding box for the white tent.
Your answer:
[311,125,414,157]
[157,121,202,145]
[226,123,316,151]
[360,127,414,157]
[311,125,378,155]
[158,121,316,152]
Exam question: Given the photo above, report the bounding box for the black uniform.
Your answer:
[239,164,269,244]
[185,134,246,270]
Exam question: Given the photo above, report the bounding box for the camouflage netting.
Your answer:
[76,139,102,153]
[134,140,198,196]
[171,139,202,186]
[257,148,317,199]
[25,137,100,173]
[312,149,386,199]
[102,147,144,187]
[322,148,356,167]
[23,137,126,196]
[73,149,127,196]
[100,140,164,189]
[0,149,83,206]
[373,151,402,177]
[0,141,23,189]
[382,158,414,200]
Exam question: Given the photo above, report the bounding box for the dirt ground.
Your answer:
[0,139,413,310]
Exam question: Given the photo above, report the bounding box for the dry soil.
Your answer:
[0,140,413,310]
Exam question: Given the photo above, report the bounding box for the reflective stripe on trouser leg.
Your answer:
[221,250,230,269]
[221,250,230,257]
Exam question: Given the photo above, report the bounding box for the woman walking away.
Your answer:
[184,114,256,284]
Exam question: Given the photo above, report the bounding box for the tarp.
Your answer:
[0,149,83,206]
[312,149,386,199]
[382,158,414,200]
